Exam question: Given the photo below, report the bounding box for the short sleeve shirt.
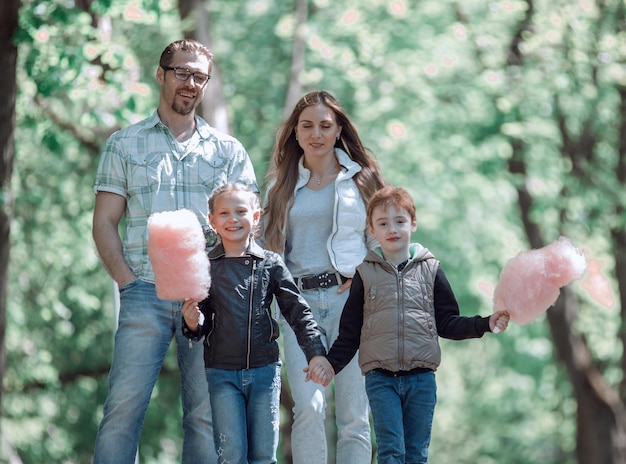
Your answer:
[93,111,258,281]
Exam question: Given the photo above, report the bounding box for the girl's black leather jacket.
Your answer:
[183,240,326,370]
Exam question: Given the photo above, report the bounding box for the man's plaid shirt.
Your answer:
[94,111,258,281]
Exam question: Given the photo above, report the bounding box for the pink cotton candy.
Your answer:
[493,236,587,325]
[147,209,211,301]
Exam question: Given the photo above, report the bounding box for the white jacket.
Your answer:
[289,148,376,277]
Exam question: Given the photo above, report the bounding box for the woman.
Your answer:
[263,91,385,464]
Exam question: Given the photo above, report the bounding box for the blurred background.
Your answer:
[0,0,624,462]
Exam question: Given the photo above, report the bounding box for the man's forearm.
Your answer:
[93,224,136,286]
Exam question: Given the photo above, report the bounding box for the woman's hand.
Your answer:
[337,278,352,294]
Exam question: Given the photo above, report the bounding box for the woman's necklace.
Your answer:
[311,164,340,185]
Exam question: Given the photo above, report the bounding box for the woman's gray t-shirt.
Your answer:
[285,183,335,278]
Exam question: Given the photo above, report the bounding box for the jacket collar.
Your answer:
[208,239,265,260]
[295,148,362,189]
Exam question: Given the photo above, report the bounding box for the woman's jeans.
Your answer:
[282,286,371,464]
[207,363,281,464]
[365,369,437,464]
[93,280,214,464]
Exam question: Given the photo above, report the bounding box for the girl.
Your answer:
[182,183,332,464]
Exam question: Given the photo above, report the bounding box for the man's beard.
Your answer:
[172,100,194,116]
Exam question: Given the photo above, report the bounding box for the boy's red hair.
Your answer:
[366,186,416,227]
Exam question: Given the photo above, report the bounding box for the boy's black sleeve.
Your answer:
[326,271,365,374]
[434,266,491,339]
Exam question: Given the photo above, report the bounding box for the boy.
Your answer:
[308,186,510,464]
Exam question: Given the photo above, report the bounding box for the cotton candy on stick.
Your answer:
[148,209,211,301]
[492,236,587,330]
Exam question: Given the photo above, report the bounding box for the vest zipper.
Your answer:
[397,267,405,371]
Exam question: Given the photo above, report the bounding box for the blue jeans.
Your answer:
[207,363,281,464]
[365,370,437,464]
[282,287,371,464]
[93,280,214,464]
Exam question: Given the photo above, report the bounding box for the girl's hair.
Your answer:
[263,91,386,253]
[209,183,260,213]
[159,39,214,71]
[366,186,416,228]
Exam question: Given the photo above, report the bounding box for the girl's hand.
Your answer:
[304,356,335,386]
[182,298,202,333]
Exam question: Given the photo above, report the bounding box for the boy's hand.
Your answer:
[490,310,510,334]
[304,356,335,386]
[182,298,202,333]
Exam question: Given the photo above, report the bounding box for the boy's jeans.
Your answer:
[93,280,214,464]
[365,369,437,464]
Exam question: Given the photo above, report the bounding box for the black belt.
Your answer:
[296,272,347,291]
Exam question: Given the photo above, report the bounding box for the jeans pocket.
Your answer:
[119,278,141,292]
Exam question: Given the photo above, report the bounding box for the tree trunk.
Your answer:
[0,0,19,423]
[282,0,308,120]
[275,1,311,461]
[549,290,626,463]
[503,1,626,461]
[511,130,626,463]
[614,85,626,401]
[177,0,232,134]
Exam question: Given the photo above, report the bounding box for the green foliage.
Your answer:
[4,0,623,462]
[6,0,183,462]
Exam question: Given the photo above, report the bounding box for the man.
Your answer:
[92,39,258,463]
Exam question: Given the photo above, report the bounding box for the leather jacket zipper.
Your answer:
[246,259,256,369]
[206,312,215,347]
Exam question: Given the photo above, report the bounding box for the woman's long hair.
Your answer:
[263,91,385,253]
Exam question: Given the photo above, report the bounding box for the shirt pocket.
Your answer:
[195,142,230,188]
[127,152,172,195]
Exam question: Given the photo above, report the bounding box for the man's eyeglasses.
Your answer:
[161,66,210,86]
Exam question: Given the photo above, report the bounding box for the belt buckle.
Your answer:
[298,274,313,291]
